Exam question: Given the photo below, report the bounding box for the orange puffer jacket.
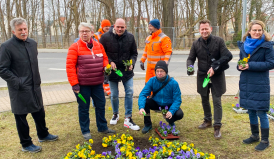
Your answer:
[66,38,109,86]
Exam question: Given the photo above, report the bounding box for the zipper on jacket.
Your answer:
[86,43,95,59]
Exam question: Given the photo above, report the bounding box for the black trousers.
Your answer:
[201,83,222,126]
[14,107,49,147]
[144,98,184,126]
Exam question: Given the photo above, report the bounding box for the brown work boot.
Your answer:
[198,120,212,129]
[214,126,222,139]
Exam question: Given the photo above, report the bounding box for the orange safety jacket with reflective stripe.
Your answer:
[94,28,104,41]
[140,29,172,82]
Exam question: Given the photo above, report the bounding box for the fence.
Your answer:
[1,26,245,50]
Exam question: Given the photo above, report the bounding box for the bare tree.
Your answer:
[208,0,218,36]
[162,0,174,42]
[41,0,46,48]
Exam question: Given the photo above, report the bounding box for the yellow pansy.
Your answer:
[106,64,111,69]
[76,144,80,149]
[102,143,108,147]
[243,57,248,63]
[149,136,152,140]
[199,152,205,156]
[153,144,158,146]
[64,157,69,159]
[232,104,235,107]
[120,147,126,152]
[177,148,180,151]
[67,152,72,157]
[130,59,132,65]
[181,145,187,150]
[90,150,95,155]
[122,140,126,144]
[190,143,194,147]
[89,139,93,144]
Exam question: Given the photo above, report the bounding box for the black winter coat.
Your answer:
[100,26,138,82]
[187,35,233,96]
[0,35,43,114]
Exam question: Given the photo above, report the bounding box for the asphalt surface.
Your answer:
[0,52,241,87]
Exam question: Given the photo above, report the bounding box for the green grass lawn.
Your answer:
[0,96,273,159]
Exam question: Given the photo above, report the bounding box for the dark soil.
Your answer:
[91,136,152,154]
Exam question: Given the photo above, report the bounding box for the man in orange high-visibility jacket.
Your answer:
[94,19,112,95]
[140,19,172,83]
[94,19,111,41]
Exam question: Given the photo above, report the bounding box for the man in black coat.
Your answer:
[186,19,232,139]
[100,18,140,131]
[0,18,58,153]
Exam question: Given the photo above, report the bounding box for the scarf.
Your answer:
[244,34,265,54]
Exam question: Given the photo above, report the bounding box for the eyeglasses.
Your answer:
[79,30,91,34]
[156,70,165,73]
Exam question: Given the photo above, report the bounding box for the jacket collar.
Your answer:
[13,34,30,43]
[198,34,215,51]
[109,25,127,38]
[151,29,162,39]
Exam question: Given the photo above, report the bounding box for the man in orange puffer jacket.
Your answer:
[140,19,173,83]
[94,19,112,96]
[66,22,115,141]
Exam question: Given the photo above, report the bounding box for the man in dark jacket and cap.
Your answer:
[99,18,140,131]
[186,19,232,139]
[0,17,58,153]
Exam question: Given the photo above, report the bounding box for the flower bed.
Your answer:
[62,133,216,159]
[232,104,248,114]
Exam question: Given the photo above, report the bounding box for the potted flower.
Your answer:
[187,65,194,75]
[156,121,180,139]
[232,103,248,114]
[267,104,274,120]
[122,59,132,71]
[159,106,169,118]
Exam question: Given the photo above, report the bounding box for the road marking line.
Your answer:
[48,68,66,71]
[134,72,146,75]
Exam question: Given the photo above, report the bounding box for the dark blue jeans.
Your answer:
[248,109,269,128]
[74,84,108,134]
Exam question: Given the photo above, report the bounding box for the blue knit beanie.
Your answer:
[149,19,160,30]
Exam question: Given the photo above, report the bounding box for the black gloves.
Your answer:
[140,61,145,70]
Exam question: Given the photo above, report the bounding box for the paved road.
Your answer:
[0,52,241,87]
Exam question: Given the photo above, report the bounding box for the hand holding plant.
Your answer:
[238,54,250,68]
[105,64,112,75]
[159,106,168,115]
[122,59,132,71]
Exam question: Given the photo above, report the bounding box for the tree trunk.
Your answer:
[208,0,218,36]
[41,0,46,48]
[162,0,174,43]
[6,0,12,38]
